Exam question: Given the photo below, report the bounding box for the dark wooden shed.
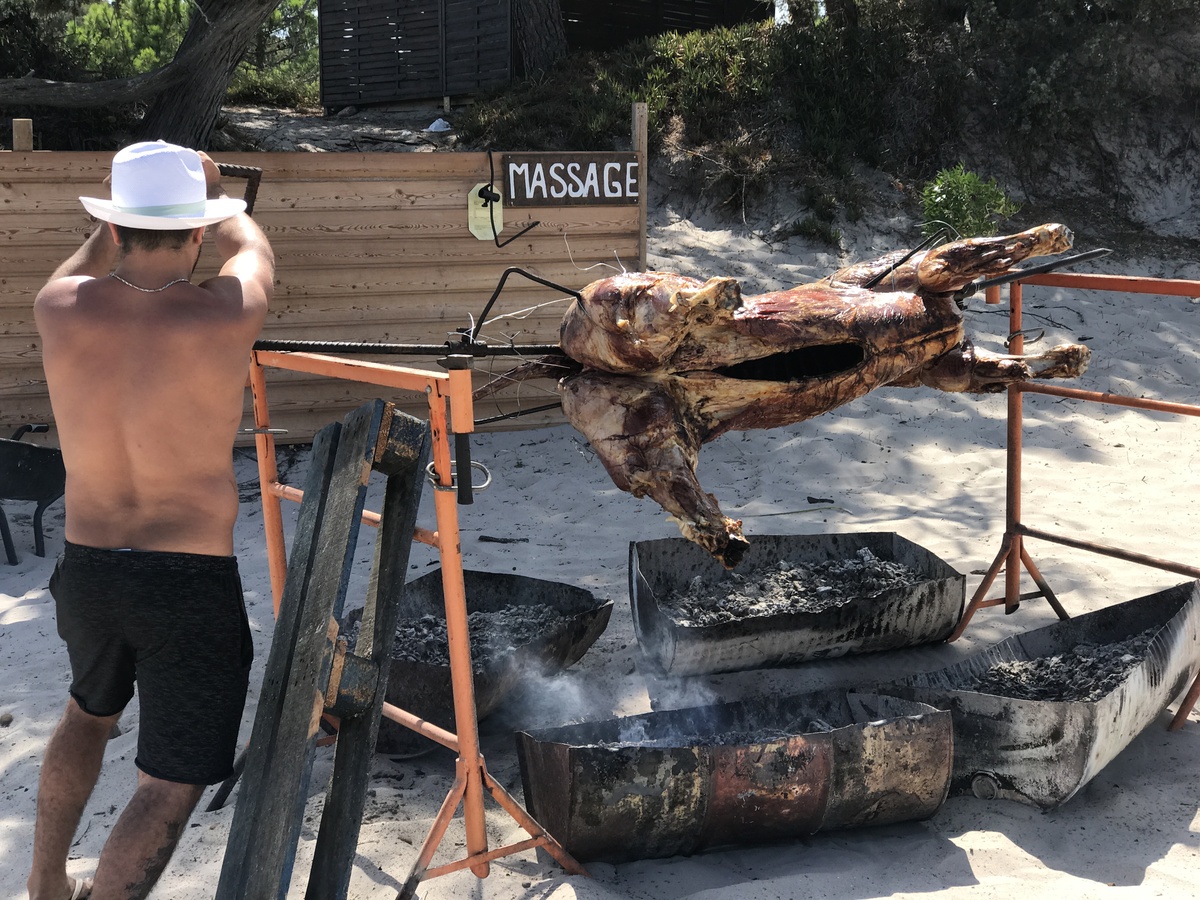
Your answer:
[318,0,514,111]
[317,1,773,111]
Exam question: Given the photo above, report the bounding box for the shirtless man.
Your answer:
[27,141,274,900]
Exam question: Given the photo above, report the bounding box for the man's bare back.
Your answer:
[36,275,266,555]
[33,151,272,557]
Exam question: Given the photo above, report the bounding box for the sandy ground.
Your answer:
[3,156,1200,899]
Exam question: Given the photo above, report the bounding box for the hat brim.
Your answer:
[80,196,247,230]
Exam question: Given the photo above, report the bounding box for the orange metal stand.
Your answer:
[246,349,587,896]
[948,273,1200,730]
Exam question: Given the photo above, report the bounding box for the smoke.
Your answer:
[647,674,718,713]
[504,667,606,729]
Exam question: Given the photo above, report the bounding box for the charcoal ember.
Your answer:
[962,627,1158,702]
[660,548,924,626]
[347,603,570,672]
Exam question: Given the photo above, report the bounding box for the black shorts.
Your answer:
[50,541,253,785]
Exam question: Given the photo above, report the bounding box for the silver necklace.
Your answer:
[109,272,190,293]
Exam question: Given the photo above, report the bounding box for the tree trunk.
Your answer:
[0,0,279,149]
[137,0,280,147]
[514,0,569,75]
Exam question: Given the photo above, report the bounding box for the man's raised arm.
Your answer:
[199,153,275,306]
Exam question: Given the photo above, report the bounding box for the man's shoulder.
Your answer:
[197,273,271,318]
[35,275,93,312]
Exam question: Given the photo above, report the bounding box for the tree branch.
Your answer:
[1,15,238,109]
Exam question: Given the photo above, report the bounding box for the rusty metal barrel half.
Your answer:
[515,690,952,863]
[630,532,965,676]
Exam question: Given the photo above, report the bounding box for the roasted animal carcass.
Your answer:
[496,225,1091,568]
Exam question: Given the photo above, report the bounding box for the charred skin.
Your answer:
[551,223,1090,567]
[559,273,742,374]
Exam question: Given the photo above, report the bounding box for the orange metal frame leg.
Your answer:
[247,351,588,897]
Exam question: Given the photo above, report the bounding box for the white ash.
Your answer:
[348,604,570,671]
[660,548,924,625]
[961,627,1159,702]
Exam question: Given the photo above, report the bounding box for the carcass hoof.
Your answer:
[679,516,750,569]
[1030,342,1091,380]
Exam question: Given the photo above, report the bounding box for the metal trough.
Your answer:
[515,690,951,863]
[630,532,965,676]
[885,581,1200,808]
[356,568,612,755]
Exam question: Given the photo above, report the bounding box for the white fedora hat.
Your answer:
[79,140,246,230]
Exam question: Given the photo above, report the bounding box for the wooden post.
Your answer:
[632,102,648,272]
[12,119,33,151]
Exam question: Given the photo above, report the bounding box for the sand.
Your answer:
[3,161,1200,899]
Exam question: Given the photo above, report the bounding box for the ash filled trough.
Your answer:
[631,532,965,676]
[884,580,1200,808]
[345,568,612,756]
[515,690,951,863]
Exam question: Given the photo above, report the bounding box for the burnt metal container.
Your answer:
[357,568,612,755]
[630,532,965,676]
[885,581,1200,809]
[515,690,952,863]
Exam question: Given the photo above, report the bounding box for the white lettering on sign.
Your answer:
[504,154,640,206]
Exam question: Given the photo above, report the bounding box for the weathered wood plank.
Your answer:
[2,233,639,276]
[0,151,495,182]
[306,411,430,898]
[214,420,340,899]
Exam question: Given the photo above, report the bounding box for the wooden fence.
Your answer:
[0,134,645,446]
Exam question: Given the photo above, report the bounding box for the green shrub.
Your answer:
[226,63,319,110]
[920,165,1020,238]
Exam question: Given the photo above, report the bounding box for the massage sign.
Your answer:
[503,153,640,207]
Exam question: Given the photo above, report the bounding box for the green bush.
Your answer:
[226,63,319,110]
[920,165,1020,238]
[230,0,318,109]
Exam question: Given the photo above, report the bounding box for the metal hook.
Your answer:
[1005,328,1045,348]
[483,150,539,248]
[425,459,492,493]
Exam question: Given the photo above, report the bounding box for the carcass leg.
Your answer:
[892,340,1092,393]
[915,224,1075,293]
[559,371,750,568]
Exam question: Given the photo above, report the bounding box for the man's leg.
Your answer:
[88,772,204,900]
[27,698,120,900]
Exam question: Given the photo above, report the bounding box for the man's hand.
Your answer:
[198,151,226,200]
